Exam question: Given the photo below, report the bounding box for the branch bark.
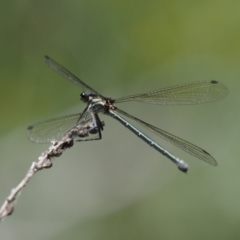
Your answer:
[0,121,104,222]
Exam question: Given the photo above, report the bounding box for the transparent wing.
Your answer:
[27,112,93,143]
[44,56,105,98]
[115,80,228,105]
[115,108,217,166]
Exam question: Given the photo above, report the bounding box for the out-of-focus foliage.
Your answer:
[0,0,239,240]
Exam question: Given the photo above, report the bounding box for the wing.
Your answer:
[27,112,93,143]
[115,108,217,166]
[115,80,228,105]
[44,56,105,98]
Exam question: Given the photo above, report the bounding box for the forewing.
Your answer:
[44,56,104,98]
[115,80,228,105]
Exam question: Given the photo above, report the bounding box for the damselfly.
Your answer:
[27,56,228,172]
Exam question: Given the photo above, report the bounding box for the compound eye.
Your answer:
[80,92,88,102]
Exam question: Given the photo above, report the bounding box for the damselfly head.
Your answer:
[80,92,99,103]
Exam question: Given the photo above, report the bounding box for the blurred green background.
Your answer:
[0,0,239,239]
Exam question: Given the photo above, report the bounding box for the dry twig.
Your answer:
[0,121,104,222]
